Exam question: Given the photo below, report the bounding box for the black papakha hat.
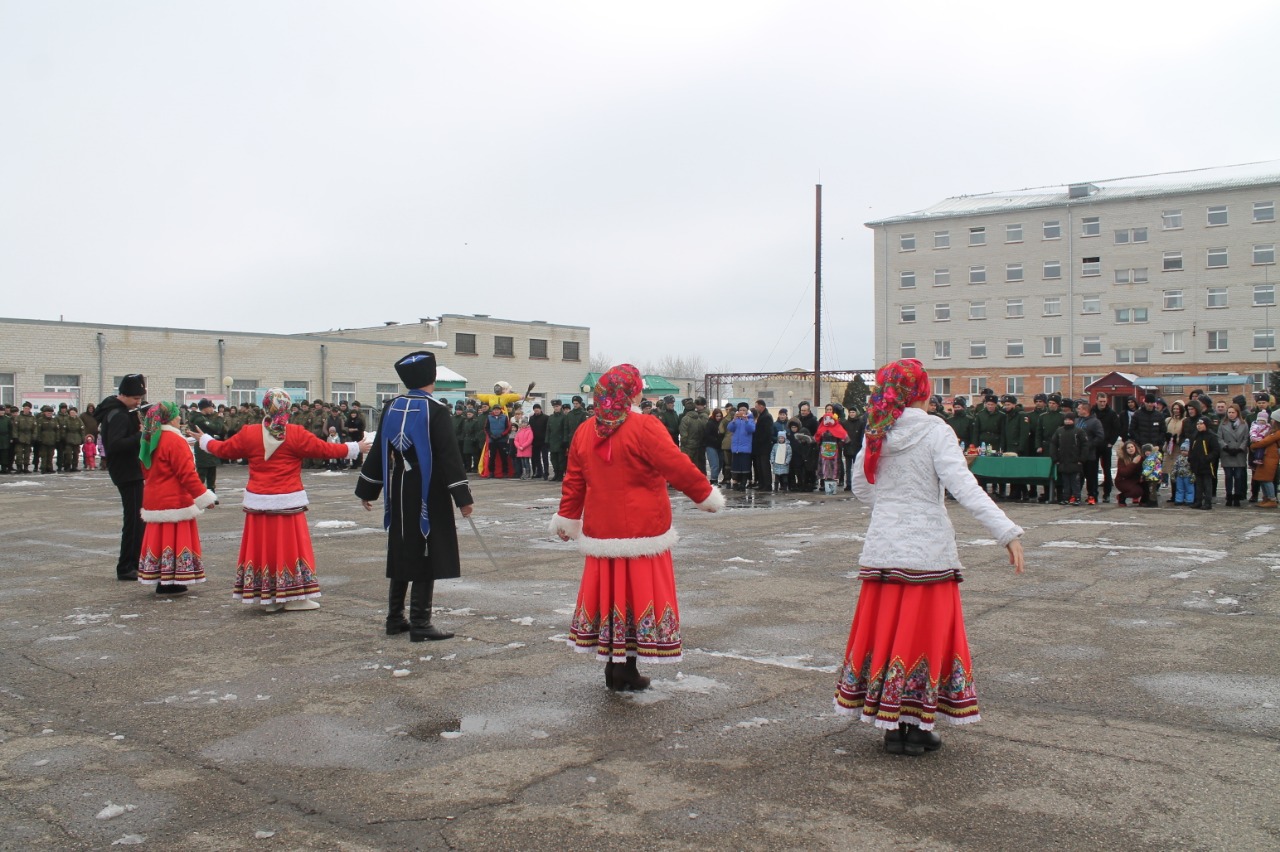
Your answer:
[394,351,438,388]
[119,374,146,396]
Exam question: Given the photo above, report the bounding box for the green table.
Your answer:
[969,455,1055,485]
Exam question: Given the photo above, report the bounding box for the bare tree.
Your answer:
[642,354,708,379]
[588,351,612,373]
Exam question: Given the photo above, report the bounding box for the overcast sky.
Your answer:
[3,0,1278,375]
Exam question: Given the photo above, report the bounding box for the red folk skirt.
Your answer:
[833,577,980,731]
[232,511,321,605]
[138,520,206,585]
[568,552,682,663]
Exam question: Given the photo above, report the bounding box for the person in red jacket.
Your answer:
[189,389,371,612]
[551,363,725,691]
[138,401,217,595]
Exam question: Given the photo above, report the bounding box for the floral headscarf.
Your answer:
[863,359,932,484]
[262,388,293,441]
[591,364,643,463]
[140,401,180,468]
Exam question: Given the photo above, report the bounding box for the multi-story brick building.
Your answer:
[867,161,1280,401]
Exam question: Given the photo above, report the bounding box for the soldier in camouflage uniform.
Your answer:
[13,402,36,473]
[35,405,61,474]
[62,407,85,472]
[189,398,225,492]
[53,403,73,471]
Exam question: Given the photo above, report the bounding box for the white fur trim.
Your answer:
[141,505,202,522]
[549,514,582,539]
[578,528,679,558]
[344,442,360,461]
[195,490,217,509]
[242,489,309,511]
[198,433,214,452]
[694,486,726,513]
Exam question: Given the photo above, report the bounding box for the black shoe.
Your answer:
[386,617,411,635]
[409,623,454,641]
[612,658,650,691]
[155,584,187,595]
[117,572,138,581]
[884,727,906,755]
[905,725,942,755]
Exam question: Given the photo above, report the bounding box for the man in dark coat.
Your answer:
[1131,394,1166,449]
[946,396,975,447]
[97,374,147,580]
[527,402,550,479]
[357,352,474,642]
[1075,401,1107,505]
[1091,392,1121,501]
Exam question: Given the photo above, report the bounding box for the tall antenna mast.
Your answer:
[813,184,823,405]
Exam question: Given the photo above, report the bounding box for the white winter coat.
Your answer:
[852,407,1023,570]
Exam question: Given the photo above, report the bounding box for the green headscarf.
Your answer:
[139,401,181,468]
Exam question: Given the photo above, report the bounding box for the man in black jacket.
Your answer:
[527,403,549,479]
[97,374,147,581]
[750,400,774,488]
[1130,395,1166,449]
[1075,400,1107,505]
[1091,392,1121,501]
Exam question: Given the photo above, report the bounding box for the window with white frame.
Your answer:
[1163,331,1185,352]
[175,378,205,405]
[1254,329,1276,351]
[969,227,986,246]
[934,230,950,249]
[1163,251,1183,271]
[375,382,399,407]
[1007,339,1024,357]
[969,266,987,284]
[1044,376,1063,394]
[1249,372,1268,391]
[283,380,309,399]
[900,341,917,358]
[1254,201,1275,223]
[969,377,988,396]
[1082,336,1102,355]
[1043,296,1062,316]
[1115,307,1149,324]
[1207,205,1229,226]
[331,381,356,405]
[1006,298,1024,318]
[1115,267,1149,284]
[1163,289,1184,310]
[1207,330,1229,351]
[0,372,13,407]
[970,340,987,358]
[900,305,917,323]
[1006,263,1023,282]
[1006,376,1025,395]
[934,377,952,395]
[1044,336,1063,356]
[1162,209,1183,229]
[934,268,951,287]
[934,340,951,359]
[900,233,916,251]
[1082,257,1101,277]
[1114,227,1148,244]
[1254,244,1276,265]
[1081,295,1101,314]
[1081,216,1100,237]
[1115,349,1130,364]
[1043,259,1061,279]
[1207,288,1228,308]
[969,301,986,320]
[934,302,951,321]
[1006,223,1023,243]
[1207,247,1228,268]
[1134,348,1151,363]
[900,270,917,289]
[1043,220,1061,240]
[1115,348,1150,365]
[230,379,258,407]
[1254,283,1276,306]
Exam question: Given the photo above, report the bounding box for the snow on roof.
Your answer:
[866,160,1280,227]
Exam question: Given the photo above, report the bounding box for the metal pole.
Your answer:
[813,184,822,405]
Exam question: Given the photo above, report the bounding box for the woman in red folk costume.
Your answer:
[552,364,724,691]
[138,401,217,596]
[190,389,371,613]
[835,359,1026,755]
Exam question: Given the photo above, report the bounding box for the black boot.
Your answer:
[409,581,453,642]
[386,580,410,635]
[903,723,942,755]
[612,657,650,691]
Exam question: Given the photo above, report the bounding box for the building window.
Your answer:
[1043,296,1062,316]
[1115,267,1149,284]
[1044,376,1063,394]
[969,378,988,396]
[1007,339,1024,357]
[455,333,477,355]
[933,268,951,287]
[1250,372,1269,391]
[283,381,309,404]
[331,381,356,405]
[494,335,514,357]
[1254,283,1276,306]
[175,378,205,405]
[1163,331,1185,353]
[375,382,399,407]
[1006,299,1024,318]
[900,305,917,323]
[1081,296,1101,314]
[969,266,987,284]
[563,341,581,361]
[1114,308,1143,323]
[1114,227,1148,244]
[1207,247,1228,268]
[528,338,548,359]
[1082,257,1101,277]
[1006,223,1023,243]
[0,372,13,407]
[1163,251,1183,272]
[900,271,917,289]
[969,301,986,320]
[969,227,986,246]
[1043,220,1061,240]
[1207,205,1229,226]
[933,230,950,249]
[1254,244,1276,265]
[1164,290,1184,310]
[900,342,917,358]
[1162,209,1183,230]
[1160,374,1186,395]
[934,303,951,322]
[934,340,951,359]
[1207,330,1229,352]
[1081,217,1100,237]
[1254,329,1276,351]
[1006,377,1025,395]
[1116,348,1150,365]
[934,377,952,395]
[1254,201,1275,223]
[900,233,916,251]
[230,379,258,407]
[1206,288,1228,309]
[1206,373,1231,394]
[1044,336,1063,356]
[1002,263,1022,283]
[1082,336,1102,356]
[1043,260,1061,279]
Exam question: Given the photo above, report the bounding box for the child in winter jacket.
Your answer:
[1049,413,1088,505]
[1172,440,1194,505]
[770,432,792,492]
[1140,444,1162,507]
[325,426,343,470]
[513,421,535,479]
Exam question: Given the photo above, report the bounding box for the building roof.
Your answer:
[579,373,682,394]
[865,160,1280,227]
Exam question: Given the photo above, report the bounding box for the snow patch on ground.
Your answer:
[0,480,42,487]
[724,556,755,563]
[1047,519,1144,527]
[694,649,839,674]
[314,520,357,529]
[1042,541,1226,563]
[1244,525,1275,540]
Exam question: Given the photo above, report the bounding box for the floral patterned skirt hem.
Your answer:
[138,520,206,584]
[568,552,682,663]
[232,512,322,605]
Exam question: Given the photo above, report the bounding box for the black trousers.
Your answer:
[1080,457,1099,499]
[532,441,548,478]
[752,450,771,488]
[1194,471,1215,506]
[115,480,146,578]
[198,465,217,492]
[550,450,566,479]
[1098,444,1113,495]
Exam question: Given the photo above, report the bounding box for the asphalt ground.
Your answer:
[0,465,1277,851]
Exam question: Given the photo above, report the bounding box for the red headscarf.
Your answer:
[862,359,932,484]
[592,364,643,458]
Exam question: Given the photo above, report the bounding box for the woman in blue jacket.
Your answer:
[725,402,756,492]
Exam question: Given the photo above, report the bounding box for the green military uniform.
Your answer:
[563,400,589,446]
[35,408,62,474]
[13,407,36,472]
[54,409,74,470]
[189,408,225,490]
[61,412,85,472]
[946,407,975,447]
[971,404,1007,452]
[678,405,709,471]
